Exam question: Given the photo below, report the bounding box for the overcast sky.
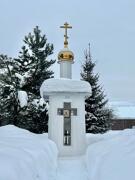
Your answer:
[0,0,135,102]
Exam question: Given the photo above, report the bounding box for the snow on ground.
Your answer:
[0,125,58,180]
[86,129,135,180]
[57,156,88,180]
[0,125,135,180]
[57,130,135,180]
[86,130,121,146]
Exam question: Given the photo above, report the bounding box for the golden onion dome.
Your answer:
[58,48,74,62]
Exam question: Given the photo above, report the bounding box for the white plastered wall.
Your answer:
[48,92,86,156]
[59,61,72,79]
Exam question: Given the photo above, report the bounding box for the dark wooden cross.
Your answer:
[57,102,77,146]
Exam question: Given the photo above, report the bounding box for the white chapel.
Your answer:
[40,22,91,156]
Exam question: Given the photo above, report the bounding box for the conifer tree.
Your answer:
[81,44,113,133]
[0,55,19,126]
[0,27,55,133]
[15,26,55,95]
[14,26,55,133]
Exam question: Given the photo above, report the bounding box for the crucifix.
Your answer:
[60,22,72,48]
[57,102,77,146]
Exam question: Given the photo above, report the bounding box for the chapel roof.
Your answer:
[40,78,91,96]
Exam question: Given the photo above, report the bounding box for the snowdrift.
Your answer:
[86,129,135,180]
[0,125,58,180]
[0,125,135,180]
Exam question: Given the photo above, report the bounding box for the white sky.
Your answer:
[0,0,135,102]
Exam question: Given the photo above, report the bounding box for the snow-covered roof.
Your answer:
[109,101,135,107]
[40,78,91,96]
[109,101,135,119]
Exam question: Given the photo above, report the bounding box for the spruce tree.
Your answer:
[0,55,19,126]
[15,26,55,95]
[14,26,55,133]
[0,26,55,133]
[81,44,113,133]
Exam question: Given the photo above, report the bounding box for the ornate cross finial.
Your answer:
[60,22,72,48]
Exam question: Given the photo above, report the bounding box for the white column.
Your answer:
[60,61,72,79]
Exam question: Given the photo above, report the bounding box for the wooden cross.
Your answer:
[60,22,72,47]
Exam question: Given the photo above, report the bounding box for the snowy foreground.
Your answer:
[0,125,58,180]
[0,126,135,180]
[86,130,135,180]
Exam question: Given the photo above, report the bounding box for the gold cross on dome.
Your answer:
[60,22,72,48]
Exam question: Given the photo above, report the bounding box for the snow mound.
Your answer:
[0,125,58,180]
[86,129,135,180]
